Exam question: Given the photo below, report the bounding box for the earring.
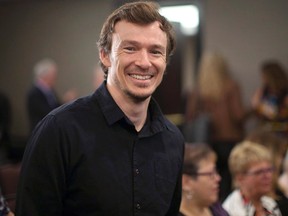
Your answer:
[186,190,194,200]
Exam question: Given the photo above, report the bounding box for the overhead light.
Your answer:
[159,5,199,36]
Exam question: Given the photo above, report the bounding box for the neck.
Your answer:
[241,189,262,207]
[180,198,212,216]
[107,84,150,132]
[125,104,148,132]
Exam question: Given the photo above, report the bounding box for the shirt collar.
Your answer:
[94,82,125,126]
[94,83,172,135]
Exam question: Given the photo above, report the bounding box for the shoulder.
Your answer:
[261,195,279,211]
[210,202,229,216]
[29,93,99,135]
[163,116,182,132]
[223,190,242,209]
[28,85,43,96]
[48,93,98,122]
[223,190,248,215]
[27,94,101,154]
[162,116,185,148]
[150,97,184,139]
[261,196,282,216]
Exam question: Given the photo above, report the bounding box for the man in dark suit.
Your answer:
[27,58,61,132]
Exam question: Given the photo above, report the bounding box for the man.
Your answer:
[27,58,77,132]
[26,58,61,132]
[16,2,184,216]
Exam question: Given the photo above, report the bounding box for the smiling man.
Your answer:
[16,2,184,216]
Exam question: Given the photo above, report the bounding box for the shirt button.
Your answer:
[136,203,141,209]
[135,168,139,174]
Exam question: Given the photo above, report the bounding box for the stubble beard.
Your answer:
[124,87,152,103]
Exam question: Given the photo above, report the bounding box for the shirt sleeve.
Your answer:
[16,115,68,216]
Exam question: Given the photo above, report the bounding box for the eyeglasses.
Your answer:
[245,167,275,176]
[196,169,219,179]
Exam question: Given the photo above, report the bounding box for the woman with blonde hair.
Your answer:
[223,141,282,216]
[185,51,246,201]
[245,129,288,215]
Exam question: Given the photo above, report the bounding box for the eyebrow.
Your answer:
[121,40,166,51]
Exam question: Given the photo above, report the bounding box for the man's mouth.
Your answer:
[130,74,152,80]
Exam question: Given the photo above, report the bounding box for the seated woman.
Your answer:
[179,143,229,216]
[223,141,281,216]
[245,129,288,215]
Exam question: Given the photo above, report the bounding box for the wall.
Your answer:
[0,1,111,137]
[202,0,288,106]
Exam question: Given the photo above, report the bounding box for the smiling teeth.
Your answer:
[131,74,151,80]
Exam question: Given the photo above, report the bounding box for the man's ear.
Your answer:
[99,49,111,68]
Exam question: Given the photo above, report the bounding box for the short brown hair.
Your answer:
[97,1,176,77]
[183,143,216,179]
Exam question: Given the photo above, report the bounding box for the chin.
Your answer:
[128,92,151,102]
[128,89,153,101]
[211,196,218,204]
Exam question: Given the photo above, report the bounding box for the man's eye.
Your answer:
[124,47,135,52]
[151,50,164,56]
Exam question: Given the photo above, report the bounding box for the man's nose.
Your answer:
[135,50,152,68]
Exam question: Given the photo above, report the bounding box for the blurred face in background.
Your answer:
[40,65,58,88]
[46,66,58,87]
[183,157,221,207]
[238,161,274,200]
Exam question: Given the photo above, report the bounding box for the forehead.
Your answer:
[247,161,271,170]
[113,20,167,47]
[198,157,215,170]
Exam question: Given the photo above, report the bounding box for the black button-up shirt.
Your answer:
[16,83,184,216]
